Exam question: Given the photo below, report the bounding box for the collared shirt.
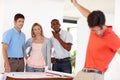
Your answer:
[85,26,120,72]
[50,29,73,59]
[2,27,26,58]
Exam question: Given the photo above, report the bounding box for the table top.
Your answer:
[0,70,74,80]
[6,76,73,80]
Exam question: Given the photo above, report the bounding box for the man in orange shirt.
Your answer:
[71,0,120,80]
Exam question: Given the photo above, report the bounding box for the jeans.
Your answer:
[52,57,72,73]
[26,64,45,72]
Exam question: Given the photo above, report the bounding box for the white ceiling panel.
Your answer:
[63,0,114,19]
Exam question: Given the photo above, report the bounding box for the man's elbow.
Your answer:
[67,46,72,51]
[66,43,72,51]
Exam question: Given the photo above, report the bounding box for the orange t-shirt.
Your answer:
[84,26,120,72]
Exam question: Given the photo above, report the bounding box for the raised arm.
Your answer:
[71,0,91,18]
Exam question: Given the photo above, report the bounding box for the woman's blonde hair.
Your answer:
[31,23,44,37]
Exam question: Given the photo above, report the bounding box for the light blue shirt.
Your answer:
[2,28,26,58]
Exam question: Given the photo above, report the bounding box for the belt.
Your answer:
[82,68,104,75]
[8,57,23,60]
[55,57,70,61]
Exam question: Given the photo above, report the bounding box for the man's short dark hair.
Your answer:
[51,19,59,24]
[14,13,25,21]
[87,10,105,28]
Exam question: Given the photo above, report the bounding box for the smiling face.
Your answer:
[51,19,61,33]
[14,18,24,32]
[14,13,25,32]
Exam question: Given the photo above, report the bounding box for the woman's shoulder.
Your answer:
[44,37,50,40]
[44,37,50,43]
[26,38,33,43]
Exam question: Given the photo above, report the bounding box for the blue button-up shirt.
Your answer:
[2,28,26,58]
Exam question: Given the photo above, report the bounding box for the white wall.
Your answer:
[2,0,64,38]
[75,17,90,73]
[0,0,64,73]
[0,0,4,72]
[75,10,120,80]
[110,0,120,80]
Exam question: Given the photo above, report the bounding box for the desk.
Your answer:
[6,77,72,80]
[4,71,74,80]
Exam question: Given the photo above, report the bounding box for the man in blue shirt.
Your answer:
[2,13,26,72]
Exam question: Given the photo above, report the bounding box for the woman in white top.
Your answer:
[24,23,51,72]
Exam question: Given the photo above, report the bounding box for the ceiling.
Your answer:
[63,0,114,20]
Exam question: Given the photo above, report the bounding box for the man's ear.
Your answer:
[59,24,61,26]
